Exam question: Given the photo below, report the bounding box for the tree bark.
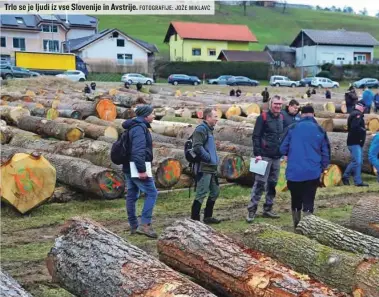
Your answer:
[315,111,349,119]
[1,151,56,214]
[113,92,149,107]
[0,270,33,297]
[297,215,379,258]
[116,106,136,119]
[332,118,348,132]
[0,106,31,125]
[310,102,335,113]
[151,120,194,138]
[335,102,347,113]
[46,217,216,297]
[328,132,374,174]
[0,125,13,144]
[242,223,379,297]
[52,117,118,140]
[157,219,344,297]
[315,117,334,132]
[17,116,84,142]
[350,196,379,238]
[85,115,124,135]
[2,146,125,199]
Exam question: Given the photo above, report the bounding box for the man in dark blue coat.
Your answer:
[280,105,331,229]
[122,105,158,238]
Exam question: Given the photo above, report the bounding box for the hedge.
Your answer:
[326,64,379,81]
[154,61,270,80]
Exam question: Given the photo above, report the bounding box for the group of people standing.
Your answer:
[118,85,379,239]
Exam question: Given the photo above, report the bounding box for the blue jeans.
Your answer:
[343,145,363,185]
[124,174,158,229]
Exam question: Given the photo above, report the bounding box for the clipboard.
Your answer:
[130,162,153,178]
[249,158,268,176]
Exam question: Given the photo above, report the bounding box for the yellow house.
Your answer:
[163,21,258,62]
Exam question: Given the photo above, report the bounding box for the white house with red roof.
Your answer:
[163,21,257,62]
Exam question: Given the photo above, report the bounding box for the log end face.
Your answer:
[367,118,379,133]
[97,170,125,199]
[321,164,342,187]
[96,99,117,121]
[220,154,246,180]
[104,126,118,140]
[66,127,84,142]
[156,158,182,188]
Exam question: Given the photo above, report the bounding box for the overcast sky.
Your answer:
[287,0,379,16]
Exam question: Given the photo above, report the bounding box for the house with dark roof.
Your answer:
[264,45,296,67]
[217,50,274,64]
[163,21,257,62]
[63,28,159,73]
[0,14,97,61]
[290,29,379,74]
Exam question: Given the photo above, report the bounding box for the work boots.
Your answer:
[263,204,280,218]
[246,205,258,223]
[203,199,221,224]
[292,210,302,232]
[191,200,202,221]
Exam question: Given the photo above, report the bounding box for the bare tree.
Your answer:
[242,0,247,16]
[359,7,368,15]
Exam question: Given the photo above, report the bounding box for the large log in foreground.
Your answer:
[2,146,125,199]
[157,219,344,297]
[242,223,379,296]
[0,106,30,125]
[296,215,379,258]
[350,196,379,238]
[0,270,33,297]
[46,217,216,297]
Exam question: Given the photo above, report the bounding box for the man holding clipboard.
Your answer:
[246,96,284,223]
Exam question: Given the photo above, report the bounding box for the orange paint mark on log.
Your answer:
[25,167,43,188]
[353,288,364,297]
[368,222,379,231]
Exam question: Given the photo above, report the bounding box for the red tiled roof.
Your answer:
[167,21,258,42]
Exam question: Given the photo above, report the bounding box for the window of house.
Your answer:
[208,49,216,56]
[192,48,201,56]
[43,40,59,52]
[15,17,24,24]
[13,38,25,51]
[117,39,125,47]
[1,37,6,47]
[117,53,133,65]
[41,25,58,32]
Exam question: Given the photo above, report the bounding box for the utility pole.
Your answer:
[301,29,304,79]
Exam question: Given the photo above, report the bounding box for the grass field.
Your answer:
[96,4,379,58]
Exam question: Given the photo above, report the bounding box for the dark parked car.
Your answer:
[0,65,40,79]
[299,77,315,87]
[226,76,259,86]
[207,75,234,85]
[168,74,201,85]
[353,78,379,89]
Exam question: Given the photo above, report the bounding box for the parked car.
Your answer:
[299,77,316,87]
[168,74,201,85]
[269,75,300,87]
[56,70,86,82]
[207,75,234,85]
[0,65,40,79]
[121,73,154,85]
[352,78,379,89]
[311,77,339,88]
[226,76,259,86]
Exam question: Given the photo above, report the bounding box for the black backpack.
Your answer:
[184,126,209,164]
[110,124,147,165]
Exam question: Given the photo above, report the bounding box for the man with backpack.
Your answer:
[190,108,221,224]
[121,105,158,238]
[246,95,284,223]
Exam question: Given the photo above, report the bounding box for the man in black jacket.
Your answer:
[246,95,284,222]
[261,87,270,103]
[342,101,369,187]
[345,87,358,113]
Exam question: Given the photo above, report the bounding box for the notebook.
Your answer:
[130,162,153,178]
[249,158,269,176]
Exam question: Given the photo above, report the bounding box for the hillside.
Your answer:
[96,4,379,58]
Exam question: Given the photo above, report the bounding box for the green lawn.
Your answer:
[95,5,379,58]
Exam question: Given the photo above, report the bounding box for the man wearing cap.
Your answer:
[122,105,158,238]
[342,101,369,187]
[280,105,331,229]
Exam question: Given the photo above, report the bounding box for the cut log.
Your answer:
[52,117,118,140]
[84,116,124,135]
[240,103,261,116]
[116,106,135,119]
[113,93,149,107]
[335,102,347,113]
[242,222,379,297]
[157,219,344,297]
[331,118,348,132]
[0,270,33,297]
[57,109,82,119]
[95,98,117,121]
[320,164,342,187]
[151,120,193,138]
[315,117,334,132]
[49,185,90,203]
[350,196,379,238]
[329,132,374,174]
[310,102,335,113]
[296,215,379,258]
[2,146,125,199]
[0,106,30,125]
[46,217,216,297]
[228,115,257,124]
[365,114,379,133]
[0,125,13,144]
[17,116,84,142]
[314,111,349,119]
[1,152,56,214]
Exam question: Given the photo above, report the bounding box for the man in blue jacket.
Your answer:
[280,105,331,229]
[191,108,221,224]
[368,133,379,183]
[122,105,158,238]
[362,86,374,114]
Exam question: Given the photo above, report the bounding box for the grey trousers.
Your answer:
[195,173,220,204]
[247,157,281,210]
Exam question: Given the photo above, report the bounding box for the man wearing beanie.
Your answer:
[342,101,369,187]
[122,104,158,238]
[280,105,331,230]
